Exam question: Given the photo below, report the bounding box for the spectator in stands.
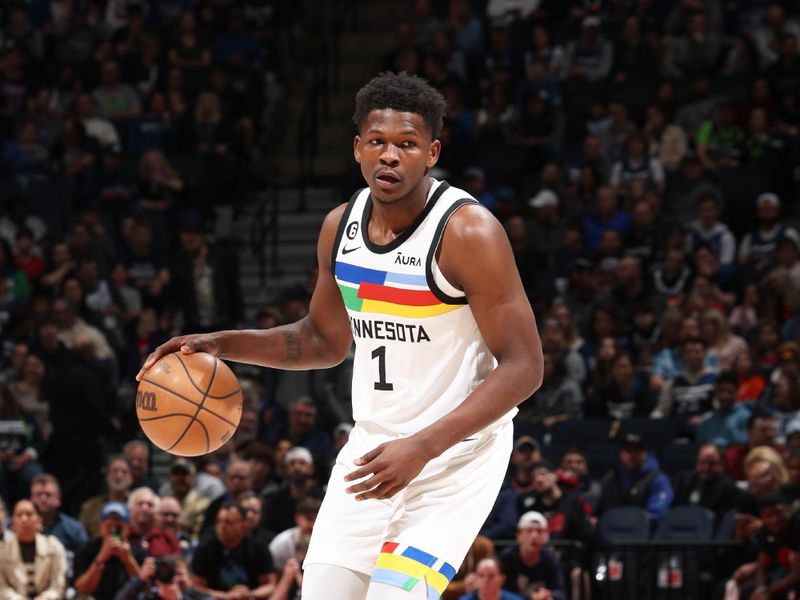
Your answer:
[769,373,800,441]
[651,337,717,429]
[739,193,799,279]
[725,410,784,481]
[80,455,133,538]
[783,449,800,500]
[734,350,766,403]
[671,443,741,520]
[445,536,496,600]
[610,132,665,194]
[262,397,335,467]
[518,350,583,427]
[664,11,730,79]
[589,350,655,419]
[171,213,243,332]
[119,218,170,306]
[582,186,631,253]
[30,473,88,558]
[74,501,147,600]
[559,448,602,514]
[738,447,789,520]
[190,503,275,598]
[93,59,141,124]
[751,491,800,599]
[517,460,590,597]
[155,496,189,554]
[269,496,319,570]
[0,382,44,505]
[127,487,180,557]
[500,511,565,600]
[597,433,674,522]
[239,492,273,544]
[124,441,157,492]
[686,194,736,274]
[113,555,210,600]
[458,556,523,600]
[158,459,212,541]
[75,92,121,149]
[696,372,751,446]
[701,309,748,371]
[200,459,254,537]
[262,447,324,534]
[0,498,67,598]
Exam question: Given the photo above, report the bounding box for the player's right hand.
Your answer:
[135,333,222,381]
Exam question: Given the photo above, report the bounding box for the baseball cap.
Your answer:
[757,192,780,208]
[785,416,800,438]
[101,502,129,522]
[170,458,196,475]
[582,15,601,28]
[620,432,645,448]
[514,435,540,451]
[285,446,314,466]
[517,511,548,529]
[529,189,559,209]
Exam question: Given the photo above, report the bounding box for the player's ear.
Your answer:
[426,139,441,169]
[353,135,362,164]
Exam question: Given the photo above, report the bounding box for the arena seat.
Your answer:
[549,419,613,447]
[654,506,715,541]
[598,507,650,542]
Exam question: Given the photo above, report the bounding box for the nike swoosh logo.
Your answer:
[342,246,361,255]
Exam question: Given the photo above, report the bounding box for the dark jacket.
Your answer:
[170,244,243,331]
[598,455,674,522]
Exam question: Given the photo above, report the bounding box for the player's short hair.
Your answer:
[352,72,447,139]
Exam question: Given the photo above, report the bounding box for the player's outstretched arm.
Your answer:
[345,204,543,500]
[136,205,353,381]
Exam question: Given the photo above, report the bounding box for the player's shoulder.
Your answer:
[322,187,368,230]
[441,192,504,245]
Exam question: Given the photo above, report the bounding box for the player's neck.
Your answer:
[368,177,432,242]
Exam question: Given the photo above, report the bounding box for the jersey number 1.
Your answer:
[371,346,394,391]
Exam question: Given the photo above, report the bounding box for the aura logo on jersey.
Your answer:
[335,260,462,320]
[394,252,421,267]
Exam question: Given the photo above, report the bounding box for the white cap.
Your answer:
[285,446,314,466]
[517,511,548,529]
[757,192,780,208]
[529,189,559,209]
[583,15,601,28]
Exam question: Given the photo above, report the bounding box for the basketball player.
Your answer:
[138,72,543,600]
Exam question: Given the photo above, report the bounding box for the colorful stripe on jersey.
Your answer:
[335,261,462,319]
[370,542,457,600]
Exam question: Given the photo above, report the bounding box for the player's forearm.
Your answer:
[215,317,348,370]
[415,353,543,459]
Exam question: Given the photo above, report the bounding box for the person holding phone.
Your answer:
[73,502,147,600]
[114,556,212,600]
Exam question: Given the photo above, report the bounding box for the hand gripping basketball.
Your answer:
[136,333,221,382]
[136,351,242,456]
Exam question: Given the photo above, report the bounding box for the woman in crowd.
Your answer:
[0,499,67,599]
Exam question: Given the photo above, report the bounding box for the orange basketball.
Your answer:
[136,352,243,457]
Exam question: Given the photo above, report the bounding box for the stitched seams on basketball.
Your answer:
[139,353,242,455]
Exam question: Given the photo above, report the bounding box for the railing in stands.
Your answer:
[296,0,358,202]
[250,183,280,285]
[491,539,742,600]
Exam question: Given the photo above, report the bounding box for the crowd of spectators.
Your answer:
[2,0,800,599]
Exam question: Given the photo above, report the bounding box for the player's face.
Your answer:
[354,109,441,205]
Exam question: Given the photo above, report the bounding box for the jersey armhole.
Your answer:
[330,188,363,278]
[425,198,479,305]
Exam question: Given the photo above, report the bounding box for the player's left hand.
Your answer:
[344,437,432,500]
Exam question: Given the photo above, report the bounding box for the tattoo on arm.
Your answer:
[283,331,302,361]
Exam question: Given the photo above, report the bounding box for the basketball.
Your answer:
[136,352,243,457]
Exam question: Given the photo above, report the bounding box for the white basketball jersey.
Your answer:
[331,179,516,436]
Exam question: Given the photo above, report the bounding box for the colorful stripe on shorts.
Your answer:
[370,541,457,600]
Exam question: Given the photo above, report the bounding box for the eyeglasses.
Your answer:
[159,512,180,518]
